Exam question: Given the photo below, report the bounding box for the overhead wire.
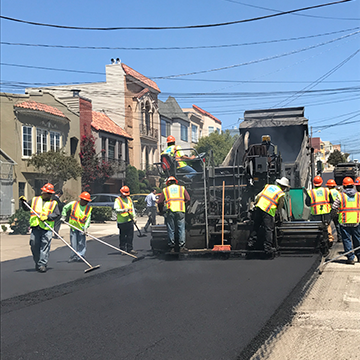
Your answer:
[0,1,351,31]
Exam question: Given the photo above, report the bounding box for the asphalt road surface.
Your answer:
[1,233,319,360]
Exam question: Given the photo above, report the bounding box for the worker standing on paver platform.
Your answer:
[306,176,334,247]
[157,176,191,252]
[247,177,290,259]
[114,186,137,255]
[331,177,360,264]
[19,183,60,273]
[326,178,342,242]
[61,192,92,262]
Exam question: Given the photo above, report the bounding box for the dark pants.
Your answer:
[249,207,275,253]
[29,226,53,267]
[53,218,61,238]
[144,206,157,231]
[118,221,134,252]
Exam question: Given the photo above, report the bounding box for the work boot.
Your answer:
[346,258,356,265]
[180,247,188,253]
[38,265,47,272]
[129,250,138,255]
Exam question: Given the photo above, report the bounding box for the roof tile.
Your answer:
[15,101,66,118]
[122,63,160,93]
[92,111,132,139]
[192,104,221,125]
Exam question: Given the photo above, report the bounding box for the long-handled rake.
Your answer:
[63,220,145,262]
[318,245,360,274]
[23,202,100,273]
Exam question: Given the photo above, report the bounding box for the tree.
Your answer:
[27,150,82,187]
[327,149,348,167]
[194,130,237,166]
[125,165,140,194]
[79,135,115,192]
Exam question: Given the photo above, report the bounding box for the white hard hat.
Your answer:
[276,177,290,188]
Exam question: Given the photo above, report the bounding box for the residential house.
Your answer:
[0,91,82,216]
[158,96,192,154]
[27,60,161,171]
[182,105,222,148]
[91,111,132,193]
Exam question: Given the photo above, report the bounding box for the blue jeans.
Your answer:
[29,227,53,267]
[69,228,87,260]
[165,211,186,247]
[177,165,197,179]
[340,225,360,261]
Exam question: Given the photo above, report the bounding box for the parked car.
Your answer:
[90,193,119,221]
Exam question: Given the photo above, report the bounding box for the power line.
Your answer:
[0,1,351,31]
[1,27,358,50]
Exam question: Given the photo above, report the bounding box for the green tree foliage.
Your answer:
[194,130,236,166]
[327,149,348,166]
[79,135,115,192]
[9,208,30,235]
[125,165,140,194]
[27,150,82,187]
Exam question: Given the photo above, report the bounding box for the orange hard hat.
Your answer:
[166,176,178,186]
[355,177,360,185]
[326,179,336,187]
[79,191,91,202]
[343,177,354,187]
[167,135,175,143]
[120,186,130,196]
[41,183,55,194]
[313,176,323,186]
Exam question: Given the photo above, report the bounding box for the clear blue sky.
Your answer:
[1,0,359,159]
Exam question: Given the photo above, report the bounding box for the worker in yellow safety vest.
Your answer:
[114,186,137,254]
[61,192,92,262]
[306,176,334,246]
[20,183,60,272]
[355,177,360,193]
[326,178,342,243]
[161,135,197,179]
[247,177,290,259]
[157,176,191,252]
[331,177,360,264]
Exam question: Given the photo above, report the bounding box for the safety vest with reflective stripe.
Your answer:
[338,192,360,224]
[256,184,285,217]
[329,188,340,201]
[307,187,331,215]
[163,184,186,213]
[68,201,92,230]
[161,145,187,168]
[115,196,134,223]
[29,196,57,230]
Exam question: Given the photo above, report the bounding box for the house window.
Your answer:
[208,126,214,135]
[37,128,48,153]
[101,138,107,159]
[108,139,116,159]
[50,131,61,151]
[181,124,188,142]
[161,119,167,137]
[22,126,32,157]
[191,125,198,143]
[216,128,220,133]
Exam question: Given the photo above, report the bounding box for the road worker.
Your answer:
[306,176,334,247]
[355,177,360,192]
[326,178,341,242]
[157,176,191,252]
[52,189,65,239]
[114,186,137,254]
[61,192,92,262]
[161,135,197,179]
[331,177,360,264]
[247,177,290,259]
[19,183,60,272]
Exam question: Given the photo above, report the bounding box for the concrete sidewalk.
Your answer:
[0,215,164,262]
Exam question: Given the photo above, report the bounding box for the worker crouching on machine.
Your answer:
[247,177,290,259]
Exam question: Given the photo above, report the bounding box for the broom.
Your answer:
[212,181,231,252]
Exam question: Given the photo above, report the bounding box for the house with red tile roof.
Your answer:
[182,105,222,148]
[27,60,161,173]
[0,91,82,215]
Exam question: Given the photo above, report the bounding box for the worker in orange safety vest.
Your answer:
[61,191,92,262]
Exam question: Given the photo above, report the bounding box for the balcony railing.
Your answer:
[140,124,158,140]
[101,156,127,173]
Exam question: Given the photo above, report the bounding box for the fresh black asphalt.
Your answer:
[1,232,319,360]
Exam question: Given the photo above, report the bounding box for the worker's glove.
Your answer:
[19,196,27,202]
[39,214,48,222]
[116,208,127,213]
[60,216,66,223]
